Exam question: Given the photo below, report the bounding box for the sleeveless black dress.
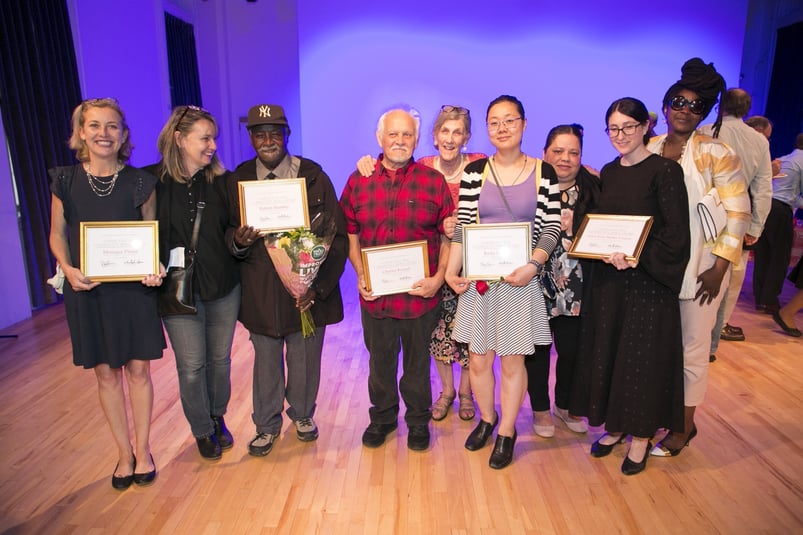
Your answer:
[50,165,166,369]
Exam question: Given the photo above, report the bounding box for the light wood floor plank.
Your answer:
[0,268,801,534]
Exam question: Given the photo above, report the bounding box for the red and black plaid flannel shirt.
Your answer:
[340,155,454,319]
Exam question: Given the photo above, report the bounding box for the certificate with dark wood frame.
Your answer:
[80,221,159,282]
[462,222,532,280]
[238,178,310,234]
[361,240,430,296]
[568,214,653,262]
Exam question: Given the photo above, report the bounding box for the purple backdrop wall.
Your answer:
[297,0,749,194]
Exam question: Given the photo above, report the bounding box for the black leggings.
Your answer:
[525,315,582,412]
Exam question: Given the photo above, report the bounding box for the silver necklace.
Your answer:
[85,163,121,197]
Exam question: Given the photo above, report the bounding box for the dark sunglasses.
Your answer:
[670,95,705,115]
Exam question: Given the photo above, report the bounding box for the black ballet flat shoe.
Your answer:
[489,429,517,470]
[133,454,157,486]
[650,426,698,458]
[622,442,652,476]
[590,434,625,458]
[465,411,498,451]
[111,455,135,490]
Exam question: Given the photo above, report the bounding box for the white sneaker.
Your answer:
[532,410,555,438]
[554,407,588,433]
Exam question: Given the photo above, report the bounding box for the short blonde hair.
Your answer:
[68,98,132,163]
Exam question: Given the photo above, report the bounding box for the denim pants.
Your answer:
[361,306,439,426]
[249,327,326,435]
[163,284,240,438]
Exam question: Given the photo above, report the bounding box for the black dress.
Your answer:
[49,165,166,369]
[569,154,690,437]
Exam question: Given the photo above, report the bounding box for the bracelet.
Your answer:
[528,259,543,275]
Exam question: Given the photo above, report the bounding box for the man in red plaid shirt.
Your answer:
[340,107,454,451]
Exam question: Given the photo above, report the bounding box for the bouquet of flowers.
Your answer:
[265,213,338,337]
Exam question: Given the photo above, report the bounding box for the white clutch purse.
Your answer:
[697,187,727,242]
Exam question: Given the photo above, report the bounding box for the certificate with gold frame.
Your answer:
[568,214,653,262]
[80,221,159,282]
[462,222,532,280]
[361,240,430,296]
[238,178,309,234]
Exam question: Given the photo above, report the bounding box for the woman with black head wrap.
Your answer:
[646,58,751,458]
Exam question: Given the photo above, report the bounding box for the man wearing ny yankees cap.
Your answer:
[225,103,348,456]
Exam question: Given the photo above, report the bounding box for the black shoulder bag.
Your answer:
[158,179,206,316]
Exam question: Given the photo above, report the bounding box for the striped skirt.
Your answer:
[451,277,551,356]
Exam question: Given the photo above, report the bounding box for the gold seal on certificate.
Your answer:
[80,221,159,282]
[361,240,430,296]
[238,178,310,233]
[568,214,653,262]
[462,222,532,280]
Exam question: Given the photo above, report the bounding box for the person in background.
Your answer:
[647,58,750,458]
[49,98,165,490]
[525,124,599,438]
[149,105,240,461]
[356,105,486,421]
[745,116,781,176]
[773,255,802,337]
[446,95,561,469]
[342,106,453,452]
[700,89,771,354]
[753,133,803,320]
[569,97,689,476]
[227,104,348,457]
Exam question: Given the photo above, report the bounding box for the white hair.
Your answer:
[376,106,421,142]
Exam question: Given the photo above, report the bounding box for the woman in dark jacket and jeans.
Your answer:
[150,105,241,461]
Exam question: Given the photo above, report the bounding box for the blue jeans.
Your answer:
[163,284,240,438]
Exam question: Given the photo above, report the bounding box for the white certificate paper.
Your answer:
[361,241,430,296]
[80,221,159,281]
[239,178,310,233]
[568,214,653,261]
[462,222,532,280]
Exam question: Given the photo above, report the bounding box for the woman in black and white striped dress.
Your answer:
[445,95,560,469]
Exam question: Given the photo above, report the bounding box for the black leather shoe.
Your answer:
[133,454,157,486]
[407,424,430,451]
[196,434,222,460]
[212,415,234,450]
[489,429,517,469]
[590,434,625,457]
[650,427,698,457]
[465,412,498,451]
[111,455,135,490]
[361,422,398,448]
[622,442,652,475]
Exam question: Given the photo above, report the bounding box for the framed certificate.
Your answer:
[361,240,430,296]
[238,178,310,233]
[80,221,159,282]
[568,214,653,261]
[462,222,532,280]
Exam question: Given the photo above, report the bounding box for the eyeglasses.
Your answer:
[605,123,642,137]
[670,95,705,115]
[251,128,286,142]
[487,117,522,132]
[441,105,469,116]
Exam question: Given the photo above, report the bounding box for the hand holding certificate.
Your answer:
[238,178,310,234]
[80,221,160,282]
[361,241,430,296]
[462,222,532,280]
[568,214,652,262]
